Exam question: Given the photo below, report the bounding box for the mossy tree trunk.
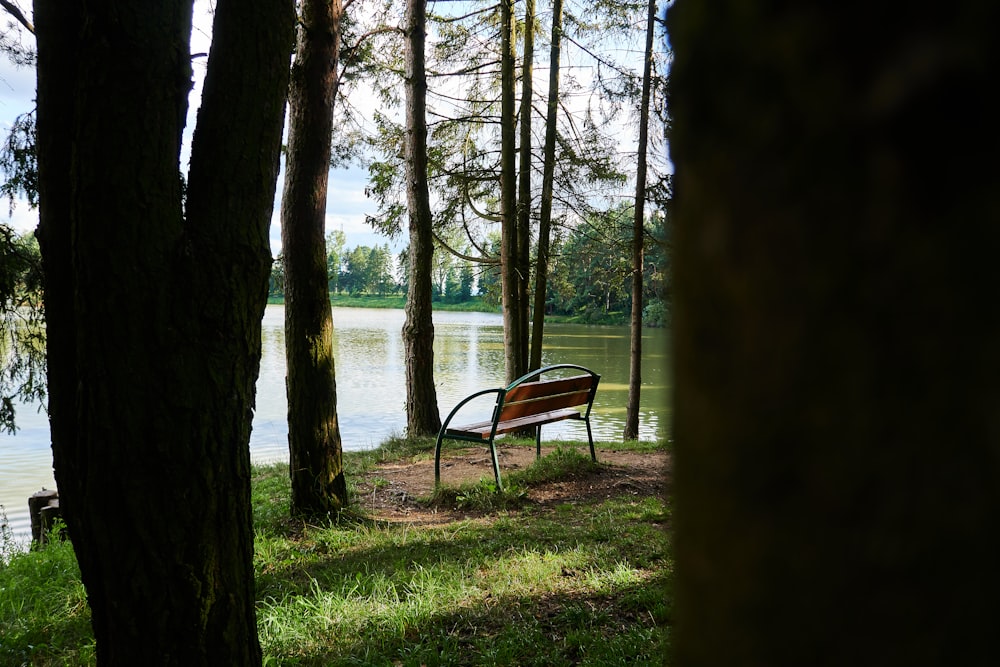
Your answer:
[282,0,349,517]
[670,2,1000,665]
[33,0,293,663]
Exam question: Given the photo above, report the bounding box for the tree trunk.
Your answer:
[671,2,1000,665]
[282,0,348,517]
[34,0,293,663]
[623,0,655,441]
[516,0,535,375]
[529,0,563,373]
[499,0,522,383]
[402,0,442,436]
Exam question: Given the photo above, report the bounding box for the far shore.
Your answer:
[268,293,650,327]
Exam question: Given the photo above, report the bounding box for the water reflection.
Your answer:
[253,305,668,463]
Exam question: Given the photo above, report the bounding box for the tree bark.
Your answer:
[34,0,293,663]
[499,0,522,383]
[402,0,442,436]
[516,0,535,375]
[623,0,655,441]
[529,0,562,373]
[671,2,1000,665]
[282,0,349,517]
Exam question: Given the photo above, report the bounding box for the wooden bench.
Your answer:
[434,364,601,490]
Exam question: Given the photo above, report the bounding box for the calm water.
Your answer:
[1,305,669,542]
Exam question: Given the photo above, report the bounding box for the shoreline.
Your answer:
[268,293,665,328]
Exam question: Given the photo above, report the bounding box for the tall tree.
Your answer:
[281,0,348,517]
[516,0,535,374]
[33,0,293,663]
[402,0,441,435]
[529,0,563,372]
[499,0,522,382]
[623,0,655,441]
[360,1,636,380]
[671,1,1000,665]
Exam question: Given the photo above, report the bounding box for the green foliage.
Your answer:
[0,111,37,212]
[542,204,669,326]
[268,253,285,298]
[0,226,45,433]
[643,300,670,327]
[325,229,346,293]
[459,261,474,301]
[336,242,397,296]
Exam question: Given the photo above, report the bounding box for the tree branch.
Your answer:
[1,0,34,34]
[432,230,498,265]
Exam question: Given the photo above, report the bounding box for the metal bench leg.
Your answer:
[488,438,503,490]
[586,419,597,462]
[536,425,542,459]
[434,433,444,487]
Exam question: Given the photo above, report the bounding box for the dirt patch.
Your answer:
[353,445,670,524]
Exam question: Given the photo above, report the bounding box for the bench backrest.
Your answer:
[498,374,597,422]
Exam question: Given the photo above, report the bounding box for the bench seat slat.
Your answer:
[499,389,592,421]
[446,408,583,439]
[503,375,594,402]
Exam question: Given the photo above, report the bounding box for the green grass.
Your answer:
[1,439,671,665]
[0,523,94,666]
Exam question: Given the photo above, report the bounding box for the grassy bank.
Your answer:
[1,437,670,665]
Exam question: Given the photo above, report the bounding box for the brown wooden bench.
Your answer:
[434,364,601,490]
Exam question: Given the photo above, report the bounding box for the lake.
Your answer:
[1,305,669,543]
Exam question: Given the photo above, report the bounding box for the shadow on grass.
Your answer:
[254,494,669,598]
[260,573,671,666]
[254,491,670,665]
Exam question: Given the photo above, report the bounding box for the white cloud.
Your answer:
[2,199,37,235]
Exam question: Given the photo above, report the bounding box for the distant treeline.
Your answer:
[270,206,669,327]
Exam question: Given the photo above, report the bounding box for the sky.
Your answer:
[0,0,658,260]
[0,0,394,258]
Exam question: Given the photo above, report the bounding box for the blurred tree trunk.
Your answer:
[34,0,293,663]
[402,0,442,436]
[670,2,1000,665]
[529,0,563,372]
[282,0,349,517]
[623,0,656,441]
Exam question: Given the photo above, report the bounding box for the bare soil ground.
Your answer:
[353,445,671,524]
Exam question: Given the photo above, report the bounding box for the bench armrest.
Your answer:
[438,387,504,434]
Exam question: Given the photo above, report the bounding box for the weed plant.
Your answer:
[0,440,671,665]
